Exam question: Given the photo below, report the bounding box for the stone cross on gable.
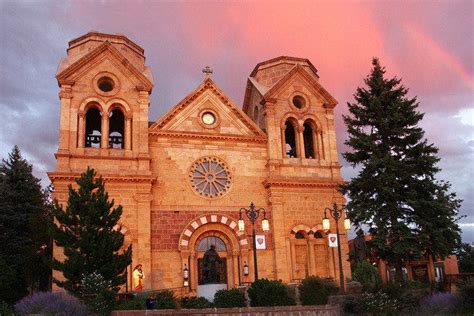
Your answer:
[202,66,213,78]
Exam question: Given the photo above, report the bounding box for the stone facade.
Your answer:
[49,32,351,295]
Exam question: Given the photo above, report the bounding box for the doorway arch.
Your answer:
[178,215,250,294]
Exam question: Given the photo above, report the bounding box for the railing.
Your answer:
[445,273,474,292]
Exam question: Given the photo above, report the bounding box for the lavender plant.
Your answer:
[14,291,90,315]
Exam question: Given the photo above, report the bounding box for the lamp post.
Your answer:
[323,203,351,293]
[238,202,270,280]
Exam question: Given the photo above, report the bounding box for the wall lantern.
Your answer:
[183,264,189,287]
[243,261,249,276]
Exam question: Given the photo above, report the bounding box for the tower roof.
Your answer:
[249,56,319,78]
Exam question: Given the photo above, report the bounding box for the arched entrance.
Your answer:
[178,215,250,299]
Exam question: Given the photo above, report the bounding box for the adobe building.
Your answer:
[48,32,350,297]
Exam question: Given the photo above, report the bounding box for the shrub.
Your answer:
[180,296,212,309]
[247,279,295,307]
[420,292,459,314]
[114,296,146,310]
[350,291,399,315]
[0,302,15,316]
[351,261,381,292]
[155,290,177,309]
[214,288,245,308]
[14,292,89,316]
[298,276,339,305]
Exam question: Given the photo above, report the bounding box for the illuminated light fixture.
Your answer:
[238,218,245,232]
[243,261,249,276]
[183,264,189,287]
[262,217,270,231]
[322,210,330,231]
[344,212,351,230]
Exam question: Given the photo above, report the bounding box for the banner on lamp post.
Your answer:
[255,235,266,249]
[328,233,338,247]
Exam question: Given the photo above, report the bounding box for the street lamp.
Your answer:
[239,202,269,280]
[323,203,351,293]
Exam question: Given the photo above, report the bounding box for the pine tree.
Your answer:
[342,58,462,282]
[49,167,131,296]
[0,146,50,304]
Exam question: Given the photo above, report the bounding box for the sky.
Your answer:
[0,0,473,242]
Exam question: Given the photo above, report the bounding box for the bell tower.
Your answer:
[55,32,153,170]
[49,32,155,291]
[243,57,348,283]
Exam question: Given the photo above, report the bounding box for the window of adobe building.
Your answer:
[303,120,316,159]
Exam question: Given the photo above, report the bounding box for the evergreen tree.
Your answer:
[0,146,50,304]
[342,58,462,282]
[457,243,474,273]
[49,167,131,296]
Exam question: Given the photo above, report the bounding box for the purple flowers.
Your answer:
[15,292,90,316]
[420,292,459,313]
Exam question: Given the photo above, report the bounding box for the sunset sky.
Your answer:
[0,1,473,241]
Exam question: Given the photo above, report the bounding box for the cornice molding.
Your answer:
[48,172,156,183]
[149,130,268,144]
[263,178,344,189]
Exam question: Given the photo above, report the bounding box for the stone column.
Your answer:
[77,111,85,148]
[133,191,153,290]
[190,251,197,292]
[232,250,239,287]
[125,113,132,150]
[308,236,316,276]
[101,113,109,149]
[58,85,72,152]
[297,124,305,159]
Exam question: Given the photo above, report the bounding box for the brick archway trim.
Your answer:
[178,214,250,251]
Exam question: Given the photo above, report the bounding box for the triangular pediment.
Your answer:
[264,65,337,108]
[150,79,265,138]
[56,41,153,91]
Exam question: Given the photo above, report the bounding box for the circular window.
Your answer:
[292,95,306,109]
[201,112,216,125]
[189,157,231,199]
[97,76,115,92]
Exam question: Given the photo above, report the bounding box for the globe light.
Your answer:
[238,219,245,232]
[262,218,270,231]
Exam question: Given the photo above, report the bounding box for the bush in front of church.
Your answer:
[214,288,246,307]
[248,279,296,307]
[298,276,339,305]
[180,296,212,309]
[154,290,177,309]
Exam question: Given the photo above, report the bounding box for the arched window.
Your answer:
[314,231,324,239]
[197,236,227,252]
[295,231,306,239]
[285,120,298,158]
[108,108,124,149]
[254,105,259,122]
[85,107,102,148]
[303,120,315,159]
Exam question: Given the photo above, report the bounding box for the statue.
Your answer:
[353,229,368,263]
[202,245,221,284]
[133,264,144,292]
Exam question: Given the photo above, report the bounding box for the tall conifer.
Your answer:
[50,167,131,295]
[342,58,462,282]
[0,146,50,304]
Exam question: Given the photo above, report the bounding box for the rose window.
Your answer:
[189,157,231,198]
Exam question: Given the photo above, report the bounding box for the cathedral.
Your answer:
[48,32,351,296]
